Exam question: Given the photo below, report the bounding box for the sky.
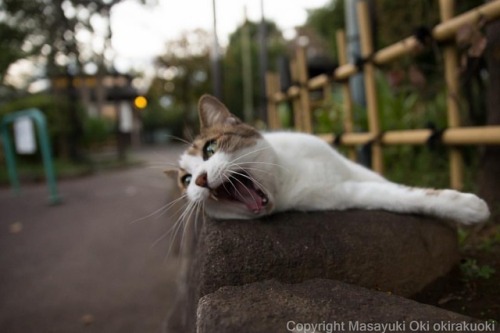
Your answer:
[110,0,330,72]
[5,0,330,91]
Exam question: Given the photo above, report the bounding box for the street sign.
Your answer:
[14,116,36,154]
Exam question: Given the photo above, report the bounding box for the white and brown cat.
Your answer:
[169,94,489,224]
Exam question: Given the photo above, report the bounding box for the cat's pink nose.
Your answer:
[195,173,209,188]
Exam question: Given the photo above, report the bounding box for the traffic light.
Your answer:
[134,96,148,109]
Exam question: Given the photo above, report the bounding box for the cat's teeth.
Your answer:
[210,193,219,201]
[262,197,268,204]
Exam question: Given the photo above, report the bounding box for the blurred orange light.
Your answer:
[134,96,148,109]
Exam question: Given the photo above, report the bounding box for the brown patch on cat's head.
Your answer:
[164,168,178,180]
[196,94,261,153]
[186,139,204,157]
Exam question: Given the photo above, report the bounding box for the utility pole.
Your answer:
[345,0,365,107]
[211,0,223,99]
[242,7,254,123]
[258,0,268,123]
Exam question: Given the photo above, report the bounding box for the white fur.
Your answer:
[179,131,490,224]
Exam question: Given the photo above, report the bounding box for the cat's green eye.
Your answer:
[203,140,218,160]
[181,174,192,187]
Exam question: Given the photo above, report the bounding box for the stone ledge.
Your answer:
[167,210,460,332]
[196,210,458,298]
[197,279,488,333]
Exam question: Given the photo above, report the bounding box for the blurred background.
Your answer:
[0,0,493,188]
[1,0,499,331]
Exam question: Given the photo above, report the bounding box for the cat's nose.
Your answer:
[195,172,209,188]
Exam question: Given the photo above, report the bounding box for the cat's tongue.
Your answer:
[233,182,263,213]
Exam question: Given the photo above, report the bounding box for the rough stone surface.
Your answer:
[167,210,460,332]
[197,210,458,297]
[197,279,492,333]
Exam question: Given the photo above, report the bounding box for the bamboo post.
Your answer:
[440,0,464,190]
[296,47,313,133]
[357,1,383,174]
[289,58,304,131]
[265,72,279,129]
[336,30,356,161]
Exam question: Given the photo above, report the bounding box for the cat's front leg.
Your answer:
[333,181,490,225]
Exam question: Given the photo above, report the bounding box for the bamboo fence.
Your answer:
[265,0,500,190]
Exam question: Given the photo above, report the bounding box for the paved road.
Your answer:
[0,144,187,333]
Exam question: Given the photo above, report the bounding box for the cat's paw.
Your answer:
[446,191,490,225]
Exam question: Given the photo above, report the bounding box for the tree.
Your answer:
[0,0,123,87]
[149,29,212,138]
[223,20,286,122]
[0,0,129,161]
[304,0,345,58]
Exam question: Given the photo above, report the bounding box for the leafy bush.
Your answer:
[82,116,114,148]
[141,103,185,139]
[0,93,85,158]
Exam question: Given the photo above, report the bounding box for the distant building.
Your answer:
[50,73,142,147]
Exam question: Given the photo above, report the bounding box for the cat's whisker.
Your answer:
[230,145,272,163]
[178,200,199,257]
[147,151,184,167]
[238,161,289,172]
[130,194,187,224]
[228,169,270,200]
[161,200,198,259]
[163,134,192,145]
[222,174,246,200]
[193,202,203,241]
[225,173,261,207]
[143,161,180,168]
[150,200,190,255]
[227,163,272,177]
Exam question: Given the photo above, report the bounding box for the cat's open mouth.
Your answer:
[210,172,268,214]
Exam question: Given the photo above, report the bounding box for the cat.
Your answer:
[168,94,490,225]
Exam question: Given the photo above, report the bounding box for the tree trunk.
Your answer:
[478,8,500,223]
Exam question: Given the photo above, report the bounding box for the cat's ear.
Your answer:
[164,168,178,180]
[198,94,241,129]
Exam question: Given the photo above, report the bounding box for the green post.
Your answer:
[0,124,20,194]
[1,108,61,205]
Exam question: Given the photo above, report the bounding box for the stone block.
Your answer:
[197,210,458,297]
[167,210,460,332]
[197,279,491,333]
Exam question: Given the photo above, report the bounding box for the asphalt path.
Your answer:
[0,144,187,333]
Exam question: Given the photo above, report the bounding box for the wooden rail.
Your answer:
[317,126,500,146]
[265,0,500,189]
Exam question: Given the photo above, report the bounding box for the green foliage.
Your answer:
[477,226,500,252]
[305,0,345,57]
[0,93,73,139]
[82,116,114,148]
[0,22,28,81]
[141,104,184,138]
[460,259,496,282]
[223,20,286,121]
[376,72,447,131]
[0,93,89,158]
[151,30,212,137]
[458,228,470,248]
[0,0,124,82]
[312,88,345,134]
